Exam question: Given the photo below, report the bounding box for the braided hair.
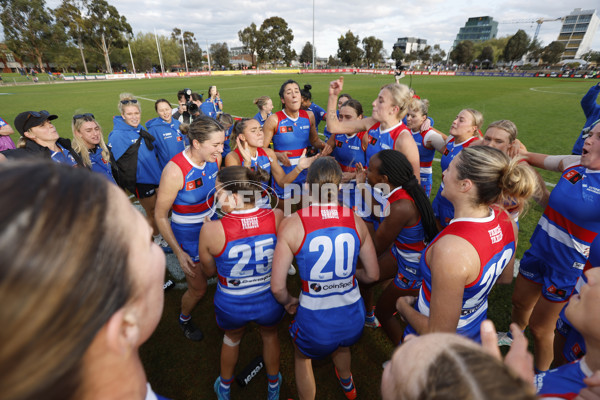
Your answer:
[376,150,438,242]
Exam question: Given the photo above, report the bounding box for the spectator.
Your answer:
[0,110,83,167]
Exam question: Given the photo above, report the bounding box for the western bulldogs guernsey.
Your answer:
[233,147,272,208]
[384,187,426,290]
[290,204,365,358]
[522,164,600,299]
[405,207,515,342]
[535,358,593,399]
[170,150,218,261]
[432,136,479,227]
[333,132,366,209]
[272,110,311,198]
[364,122,408,166]
[215,208,277,296]
[412,128,437,197]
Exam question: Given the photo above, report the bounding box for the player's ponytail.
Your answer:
[456,146,538,212]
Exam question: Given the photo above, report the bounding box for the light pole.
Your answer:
[312,0,315,69]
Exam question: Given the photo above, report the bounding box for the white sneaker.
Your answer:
[288,265,297,276]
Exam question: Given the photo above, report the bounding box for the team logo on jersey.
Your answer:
[572,343,584,358]
[564,170,582,184]
[368,136,378,145]
[547,285,567,298]
[186,177,203,191]
[335,140,343,148]
[310,283,322,292]
[397,273,410,285]
[488,225,503,244]
[279,126,293,133]
[229,279,241,287]
[177,136,183,142]
[443,148,450,156]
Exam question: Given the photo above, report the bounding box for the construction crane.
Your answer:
[501,17,565,42]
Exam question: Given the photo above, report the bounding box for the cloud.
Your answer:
[35,0,600,57]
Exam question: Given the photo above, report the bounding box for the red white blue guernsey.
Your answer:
[333,132,367,209]
[535,358,593,399]
[171,151,218,225]
[412,128,437,197]
[233,147,272,208]
[364,122,408,166]
[272,110,311,198]
[432,136,479,227]
[215,208,277,296]
[405,207,515,342]
[526,164,600,279]
[384,187,426,290]
[290,204,366,358]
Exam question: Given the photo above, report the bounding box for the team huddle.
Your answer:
[1,77,600,400]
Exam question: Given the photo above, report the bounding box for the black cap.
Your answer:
[14,110,58,135]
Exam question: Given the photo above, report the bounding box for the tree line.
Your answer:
[2,0,594,73]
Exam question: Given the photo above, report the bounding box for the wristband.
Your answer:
[295,165,302,173]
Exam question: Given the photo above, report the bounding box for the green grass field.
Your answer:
[2,74,596,399]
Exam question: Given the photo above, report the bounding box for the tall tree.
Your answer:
[362,36,383,66]
[54,0,132,73]
[238,22,262,65]
[260,17,295,65]
[337,30,363,66]
[431,44,447,64]
[527,38,544,63]
[1,0,63,71]
[172,28,203,68]
[450,41,474,65]
[129,32,178,72]
[417,45,432,64]
[391,47,405,68]
[479,46,494,62]
[299,41,314,65]
[503,29,530,64]
[209,42,230,69]
[541,41,566,65]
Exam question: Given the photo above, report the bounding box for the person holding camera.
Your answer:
[173,89,204,124]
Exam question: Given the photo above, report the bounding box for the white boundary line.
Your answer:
[529,87,582,95]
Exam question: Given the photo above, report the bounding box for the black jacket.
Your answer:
[1,137,85,167]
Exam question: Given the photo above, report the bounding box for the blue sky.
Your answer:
[28,1,600,58]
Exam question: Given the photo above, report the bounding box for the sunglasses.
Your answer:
[120,99,138,105]
[24,110,50,126]
[581,118,600,140]
[73,113,95,122]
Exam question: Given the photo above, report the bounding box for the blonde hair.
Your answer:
[456,146,538,212]
[118,93,141,114]
[253,96,271,111]
[386,334,536,400]
[380,83,412,120]
[408,98,430,116]
[71,116,110,168]
[486,120,518,143]
[462,108,484,134]
[0,161,132,400]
